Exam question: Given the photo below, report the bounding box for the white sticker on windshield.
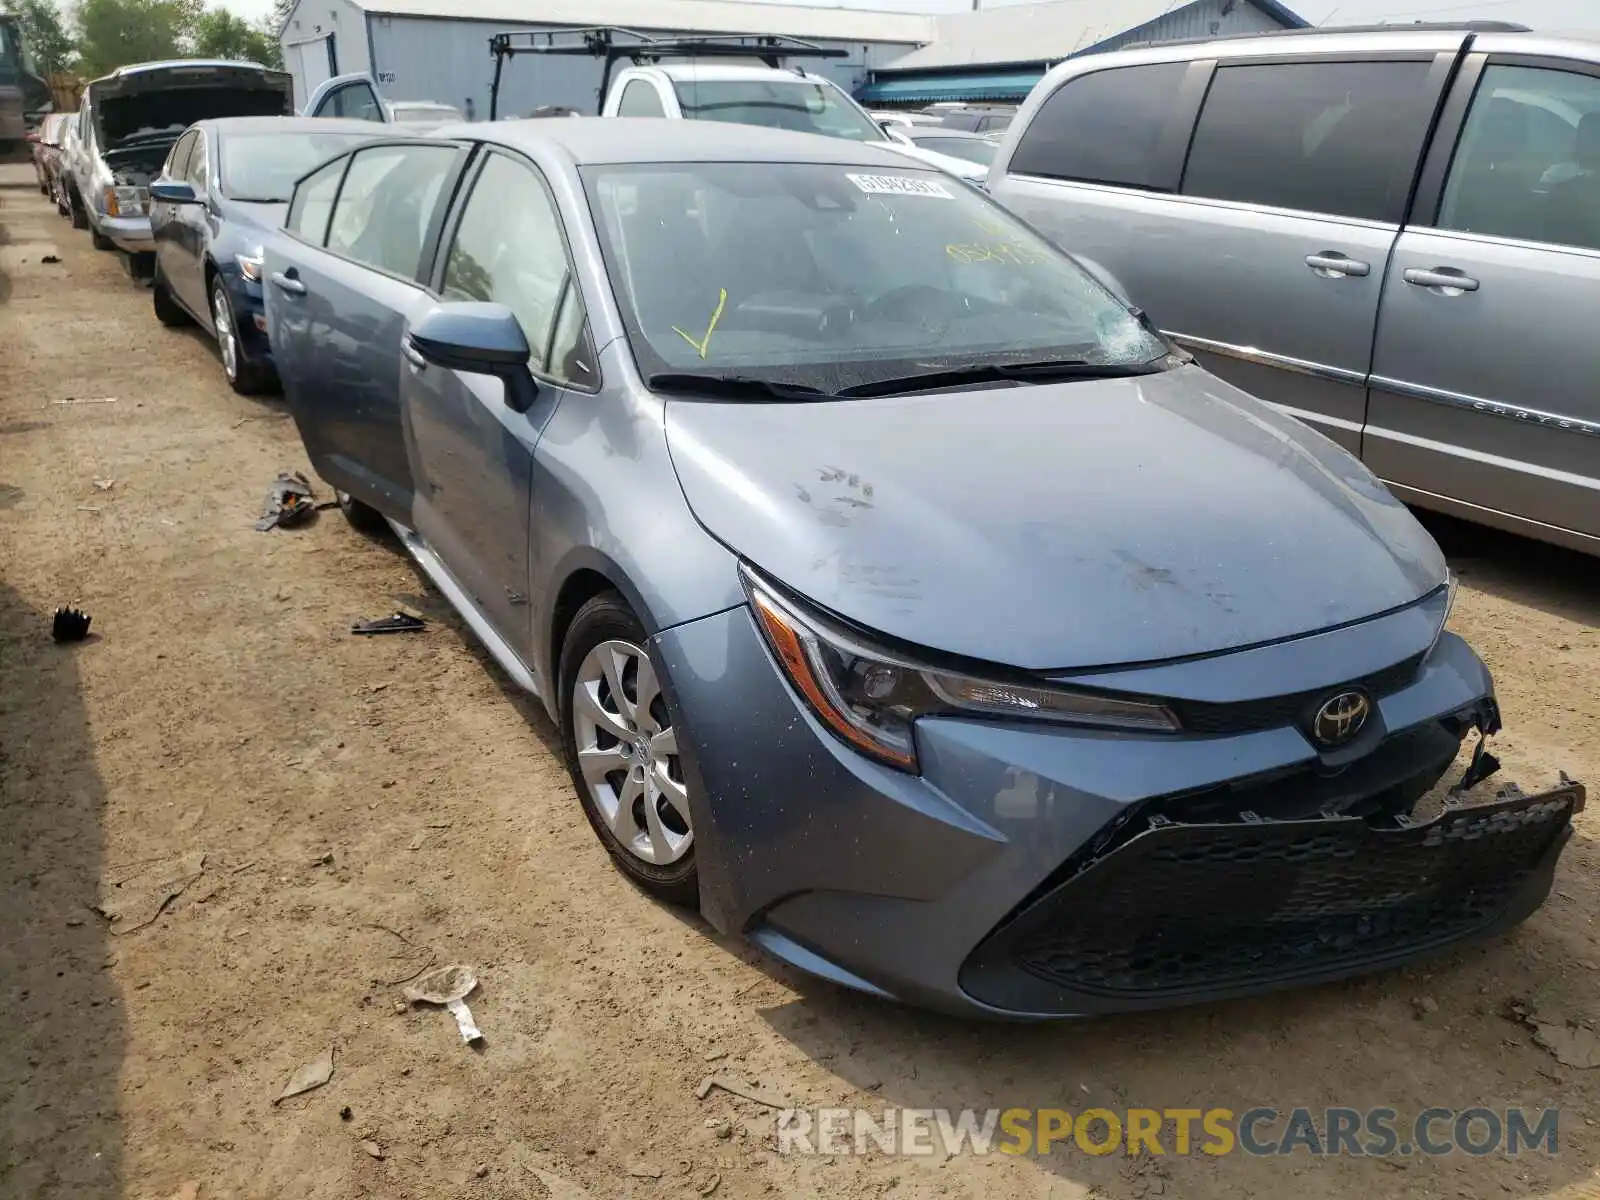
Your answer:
[846,173,954,199]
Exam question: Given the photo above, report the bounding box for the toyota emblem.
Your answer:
[1311,690,1371,747]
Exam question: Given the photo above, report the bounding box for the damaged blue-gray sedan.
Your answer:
[264,120,1584,1018]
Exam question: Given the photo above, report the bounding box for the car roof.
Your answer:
[647,64,826,83]
[197,116,395,136]
[455,117,909,167]
[905,127,995,140]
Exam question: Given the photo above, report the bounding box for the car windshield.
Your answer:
[583,161,1166,393]
[672,79,885,142]
[910,135,997,166]
[219,131,377,201]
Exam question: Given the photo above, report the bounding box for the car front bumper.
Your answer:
[98,211,154,253]
[654,605,1582,1018]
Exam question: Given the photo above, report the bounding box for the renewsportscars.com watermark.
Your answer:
[775,1107,1560,1158]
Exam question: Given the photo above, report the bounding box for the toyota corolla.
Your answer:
[264,120,1583,1017]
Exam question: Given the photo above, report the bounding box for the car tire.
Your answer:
[336,489,388,536]
[558,592,699,907]
[70,193,88,229]
[211,276,271,395]
[152,267,190,328]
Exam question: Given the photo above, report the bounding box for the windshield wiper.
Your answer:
[837,359,1163,398]
[648,373,837,402]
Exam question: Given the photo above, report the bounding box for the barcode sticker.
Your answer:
[846,173,954,199]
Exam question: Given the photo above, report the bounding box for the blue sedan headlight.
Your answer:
[741,566,1179,772]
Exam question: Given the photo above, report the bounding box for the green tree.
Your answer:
[8,0,76,78]
[192,8,279,67]
[73,0,202,78]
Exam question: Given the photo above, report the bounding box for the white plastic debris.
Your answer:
[403,964,484,1045]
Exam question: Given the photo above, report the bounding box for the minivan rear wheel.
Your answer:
[559,593,698,906]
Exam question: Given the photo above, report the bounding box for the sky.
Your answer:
[217,0,274,19]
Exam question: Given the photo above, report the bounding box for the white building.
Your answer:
[276,0,932,115]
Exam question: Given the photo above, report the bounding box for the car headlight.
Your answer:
[104,185,146,217]
[742,566,1179,772]
[1427,570,1459,659]
[236,249,264,282]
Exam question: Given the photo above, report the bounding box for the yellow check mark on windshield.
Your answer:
[673,288,728,360]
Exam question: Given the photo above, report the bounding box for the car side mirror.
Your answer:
[150,180,199,204]
[408,302,539,414]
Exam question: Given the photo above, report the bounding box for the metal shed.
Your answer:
[277,0,931,116]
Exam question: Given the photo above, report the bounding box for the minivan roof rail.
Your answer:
[1120,19,1529,51]
[486,25,846,120]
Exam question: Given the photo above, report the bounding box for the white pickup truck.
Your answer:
[481,30,988,183]
[594,63,987,182]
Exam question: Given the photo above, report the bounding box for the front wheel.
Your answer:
[559,593,698,906]
[90,226,113,251]
[212,278,270,395]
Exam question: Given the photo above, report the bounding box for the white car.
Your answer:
[598,63,988,182]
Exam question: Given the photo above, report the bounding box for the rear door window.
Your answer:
[1181,60,1437,222]
[1008,63,1193,190]
[617,80,666,117]
[287,155,348,245]
[322,81,385,122]
[1434,63,1600,252]
[326,144,459,278]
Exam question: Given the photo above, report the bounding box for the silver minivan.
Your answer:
[988,22,1600,556]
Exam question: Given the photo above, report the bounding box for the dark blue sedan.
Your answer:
[147,116,389,393]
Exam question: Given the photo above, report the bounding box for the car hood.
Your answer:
[91,64,293,147]
[664,366,1447,671]
[885,141,986,180]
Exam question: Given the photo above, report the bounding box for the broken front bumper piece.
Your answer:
[961,777,1585,1014]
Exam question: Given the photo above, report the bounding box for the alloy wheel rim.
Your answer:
[571,639,692,866]
[213,286,237,379]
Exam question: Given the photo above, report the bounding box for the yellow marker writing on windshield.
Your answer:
[673,288,728,360]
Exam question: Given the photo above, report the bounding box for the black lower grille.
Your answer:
[1167,653,1425,735]
[961,783,1580,1008]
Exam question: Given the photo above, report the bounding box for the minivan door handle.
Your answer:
[270,270,306,296]
[1305,252,1370,278]
[1402,267,1479,294]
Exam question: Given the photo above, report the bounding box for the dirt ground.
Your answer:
[2,163,1599,1200]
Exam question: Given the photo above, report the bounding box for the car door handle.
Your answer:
[401,339,428,371]
[1305,252,1370,278]
[270,271,306,296]
[1402,267,1479,294]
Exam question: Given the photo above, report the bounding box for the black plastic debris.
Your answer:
[52,606,92,643]
[352,612,426,636]
[255,471,317,532]
[42,254,61,264]
[1454,736,1503,793]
